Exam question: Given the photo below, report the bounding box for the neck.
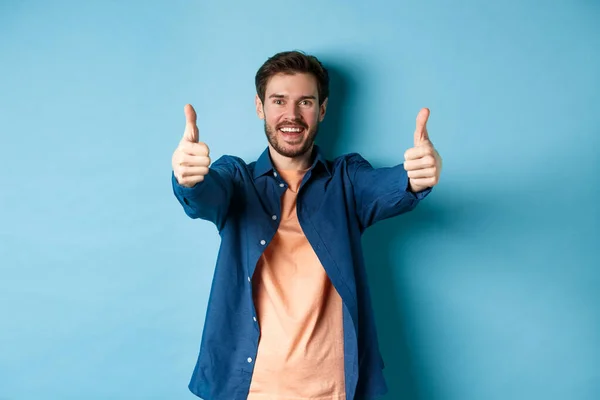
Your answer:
[268,144,314,171]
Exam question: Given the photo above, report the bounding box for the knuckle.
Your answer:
[195,142,208,155]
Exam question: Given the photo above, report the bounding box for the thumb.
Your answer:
[183,103,199,143]
[413,108,430,147]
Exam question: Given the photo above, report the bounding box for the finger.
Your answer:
[407,167,436,179]
[180,141,209,157]
[178,175,205,187]
[180,166,210,177]
[404,145,433,161]
[414,108,430,147]
[179,155,211,167]
[409,176,437,187]
[403,155,436,171]
[183,104,199,143]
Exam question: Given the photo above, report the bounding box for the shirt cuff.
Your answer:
[172,171,203,197]
[405,176,433,201]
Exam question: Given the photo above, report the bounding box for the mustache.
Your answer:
[276,120,308,130]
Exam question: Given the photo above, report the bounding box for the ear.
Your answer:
[255,94,265,120]
[318,97,328,122]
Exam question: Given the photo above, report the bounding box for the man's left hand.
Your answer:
[404,108,442,193]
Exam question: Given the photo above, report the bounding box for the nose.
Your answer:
[283,102,301,120]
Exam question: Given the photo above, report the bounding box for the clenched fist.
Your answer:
[172,104,211,188]
[404,108,442,193]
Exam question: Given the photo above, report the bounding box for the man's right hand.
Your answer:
[172,104,211,188]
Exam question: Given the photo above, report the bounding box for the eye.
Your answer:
[273,99,284,105]
[300,100,312,106]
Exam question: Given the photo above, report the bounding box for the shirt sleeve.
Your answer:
[346,153,432,230]
[171,155,237,230]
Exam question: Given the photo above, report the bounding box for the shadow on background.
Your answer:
[318,59,463,399]
[315,61,357,159]
[361,201,460,400]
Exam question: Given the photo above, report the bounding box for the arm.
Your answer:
[348,153,431,230]
[172,156,237,230]
[171,103,236,230]
[351,108,442,229]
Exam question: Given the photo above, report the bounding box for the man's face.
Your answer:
[256,72,327,158]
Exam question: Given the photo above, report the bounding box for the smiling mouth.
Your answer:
[279,126,305,134]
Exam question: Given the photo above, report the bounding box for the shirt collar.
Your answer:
[253,144,331,179]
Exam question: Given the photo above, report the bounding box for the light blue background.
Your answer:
[1,1,598,399]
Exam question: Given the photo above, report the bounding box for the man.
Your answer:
[171,50,442,400]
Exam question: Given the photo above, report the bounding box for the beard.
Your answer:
[264,119,319,158]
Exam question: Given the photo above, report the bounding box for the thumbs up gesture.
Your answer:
[403,108,442,193]
[172,104,211,188]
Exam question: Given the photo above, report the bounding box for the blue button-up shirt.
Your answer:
[172,145,431,399]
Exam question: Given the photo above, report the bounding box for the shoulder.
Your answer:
[212,154,247,166]
[329,152,372,173]
[210,154,263,178]
[208,155,249,179]
[330,152,369,164]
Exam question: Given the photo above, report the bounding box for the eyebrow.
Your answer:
[268,94,317,101]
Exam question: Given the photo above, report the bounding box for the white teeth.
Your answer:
[280,127,302,133]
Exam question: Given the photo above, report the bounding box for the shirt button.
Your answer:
[260,240,266,245]
[279,183,285,188]
[248,276,251,282]
[273,171,278,177]
[253,316,257,322]
[247,357,253,363]
[271,215,277,220]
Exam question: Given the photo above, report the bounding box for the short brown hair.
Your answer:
[255,50,329,106]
